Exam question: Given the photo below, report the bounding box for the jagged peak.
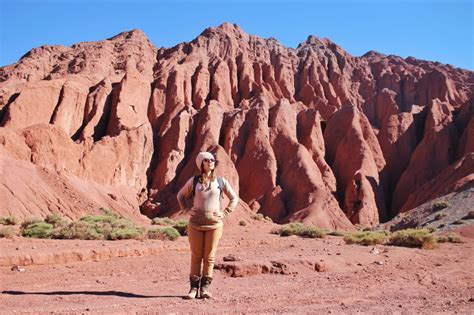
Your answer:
[107,29,150,42]
[200,22,246,38]
[297,35,333,48]
[362,50,386,58]
[193,22,288,54]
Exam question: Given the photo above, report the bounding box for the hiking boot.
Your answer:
[200,276,213,299]
[184,275,200,299]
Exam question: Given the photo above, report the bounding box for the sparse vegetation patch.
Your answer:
[172,220,188,236]
[151,217,175,226]
[272,222,326,238]
[0,226,16,238]
[388,228,437,249]
[343,231,388,246]
[0,216,18,225]
[22,222,54,239]
[147,227,180,241]
[437,233,462,243]
[21,209,147,240]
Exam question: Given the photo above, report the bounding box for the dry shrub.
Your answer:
[22,222,53,239]
[147,227,180,241]
[0,226,16,238]
[172,220,188,236]
[388,228,437,249]
[0,216,18,225]
[272,223,326,238]
[45,213,68,227]
[437,233,462,244]
[343,231,388,246]
[151,217,175,226]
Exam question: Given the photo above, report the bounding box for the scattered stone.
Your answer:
[223,254,242,262]
[370,247,380,255]
[11,265,25,272]
[315,262,327,272]
[374,261,384,265]
[215,260,291,277]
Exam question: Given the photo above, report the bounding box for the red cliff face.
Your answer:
[1,23,472,230]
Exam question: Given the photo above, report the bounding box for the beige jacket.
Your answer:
[177,176,238,229]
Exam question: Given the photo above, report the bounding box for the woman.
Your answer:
[177,151,238,299]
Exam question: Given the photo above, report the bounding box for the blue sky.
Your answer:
[1,0,473,69]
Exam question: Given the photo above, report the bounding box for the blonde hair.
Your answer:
[199,164,217,182]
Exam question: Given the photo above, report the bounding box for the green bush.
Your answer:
[0,215,18,225]
[22,222,54,238]
[53,210,144,240]
[432,201,449,212]
[343,231,388,246]
[19,209,147,241]
[80,214,118,225]
[147,227,180,241]
[273,222,326,238]
[45,213,67,227]
[152,217,175,226]
[437,233,462,244]
[110,227,145,240]
[21,218,43,229]
[173,220,188,236]
[388,228,437,249]
[53,221,104,240]
[0,226,16,238]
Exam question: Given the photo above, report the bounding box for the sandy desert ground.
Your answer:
[1,222,473,314]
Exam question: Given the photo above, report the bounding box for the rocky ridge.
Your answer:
[1,23,473,230]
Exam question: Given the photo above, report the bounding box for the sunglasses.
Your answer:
[203,158,215,163]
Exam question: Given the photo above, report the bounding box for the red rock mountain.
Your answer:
[1,23,473,230]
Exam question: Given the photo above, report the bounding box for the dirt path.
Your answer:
[1,224,473,314]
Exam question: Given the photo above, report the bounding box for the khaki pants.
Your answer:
[188,225,223,278]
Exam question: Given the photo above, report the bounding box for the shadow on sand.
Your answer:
[1,290,183,299]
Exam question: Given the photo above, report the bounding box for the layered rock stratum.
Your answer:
[1,23,473,230]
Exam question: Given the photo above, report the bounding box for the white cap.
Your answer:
[196,151,215,170]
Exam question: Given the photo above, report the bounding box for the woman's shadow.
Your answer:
[2,290,184,299]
